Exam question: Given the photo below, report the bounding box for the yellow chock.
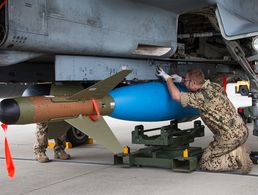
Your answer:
[66,142,72,149]
[123,146,130,155]
[87,138,94,144]
[183,149,189,158]
[48,141,72,149]
[48,141,55,149]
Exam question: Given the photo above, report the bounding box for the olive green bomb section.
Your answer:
[98,95,115,115]
[15,97,35,124]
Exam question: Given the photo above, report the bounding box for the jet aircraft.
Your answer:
[0,0,258,151]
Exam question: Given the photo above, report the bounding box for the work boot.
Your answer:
[234,144,253,174]
[54,149,71,160]
[35,152,50,163]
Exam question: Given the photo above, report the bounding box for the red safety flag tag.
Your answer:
[1,124,15,178]
[223,74,227,94]
[89,99,100,121]
[0,0,7,11]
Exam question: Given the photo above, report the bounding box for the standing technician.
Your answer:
[156,67,253,173]
[34,122,71,163]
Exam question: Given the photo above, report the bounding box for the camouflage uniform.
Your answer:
[181,80,253,173]
[34,122,68,160]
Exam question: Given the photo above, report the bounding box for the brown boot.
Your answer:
[35,152,50,163]
[234,144,253,174]
[54,149,71,160]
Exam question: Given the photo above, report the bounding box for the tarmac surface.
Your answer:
[0,84,258,195]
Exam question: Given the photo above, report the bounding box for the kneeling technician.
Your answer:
[156,67,253,174]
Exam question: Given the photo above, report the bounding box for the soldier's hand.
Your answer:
[171,74,182,83]
[156,66,171,81]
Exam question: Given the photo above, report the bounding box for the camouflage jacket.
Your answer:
[181,80,249,142]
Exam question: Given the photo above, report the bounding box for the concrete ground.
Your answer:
[0,83,257,195]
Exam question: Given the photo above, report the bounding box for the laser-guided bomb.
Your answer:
[0,70,199,153]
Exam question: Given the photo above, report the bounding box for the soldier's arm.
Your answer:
[166,78,181,102]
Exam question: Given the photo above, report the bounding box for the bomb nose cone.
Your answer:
[0,99,20,124]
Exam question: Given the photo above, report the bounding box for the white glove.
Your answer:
[171,74,182,83]
[156,66,171,81]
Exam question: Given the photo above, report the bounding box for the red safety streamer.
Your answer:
[89,99,100,121]
[223,74,227,94]
[1,124,15,178]
[0,0,7,11]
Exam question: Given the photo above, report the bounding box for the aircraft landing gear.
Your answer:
[250,89,258,163]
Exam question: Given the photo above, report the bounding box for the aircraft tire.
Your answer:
[239,85,249,96]
[66,127,88,146]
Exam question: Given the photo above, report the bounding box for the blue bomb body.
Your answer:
[109,82,199,121]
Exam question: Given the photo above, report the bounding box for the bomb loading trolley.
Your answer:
[116,120,205,172]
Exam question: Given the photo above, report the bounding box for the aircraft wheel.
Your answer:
[66,127,88,146]
[239,85,249,96]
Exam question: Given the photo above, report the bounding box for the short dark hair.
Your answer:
[186,69,205,85]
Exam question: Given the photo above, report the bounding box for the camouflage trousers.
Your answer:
[33,122,66,154]
[199,133,251,172]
